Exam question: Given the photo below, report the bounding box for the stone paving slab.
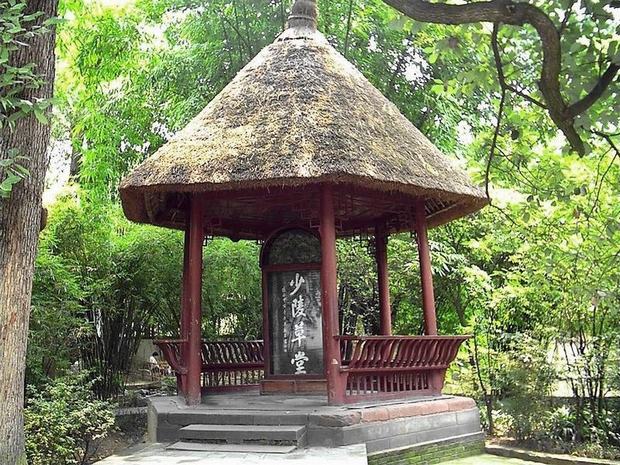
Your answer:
[166,441,297,454]
[96,443,369,465]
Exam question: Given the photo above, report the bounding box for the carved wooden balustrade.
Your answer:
[201,340,265,391]
[338,335,470,402]
[155,339,265,392]
[156,335,468,401]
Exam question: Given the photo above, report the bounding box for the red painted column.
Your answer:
[178,221,191,396]
[415,199,438,336]
[320,185,345,405]
[186,195,204,405]
[375,222,392,336]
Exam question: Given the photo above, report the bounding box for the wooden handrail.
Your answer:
[337,335,470,371]
[156,336,468,400]
[154,339,187,375]
[336,335,470,402]
[154,339,265,372]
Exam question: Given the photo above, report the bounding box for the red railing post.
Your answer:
[178,220,191,396]
[415,199,438,336]
[320,185,345,405]
[375,222,392,336]
[186,195,204,405]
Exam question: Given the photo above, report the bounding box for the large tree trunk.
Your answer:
[0,1,58,463]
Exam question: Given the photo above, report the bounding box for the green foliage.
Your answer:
[35,194,184,396]
[496,336,557,441]
[24,374,115,465]
[28,246,85,386]
[338,238,380,335]
[0,148,29,198]
[29,0,620,459]
[0,0,53,130]
[0,0,55,199]
[29,193,264,397]
[203,238,262,339]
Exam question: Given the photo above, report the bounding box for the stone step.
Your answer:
[178,424,307,446]
[166,441,297,454]
[167,409,309,426]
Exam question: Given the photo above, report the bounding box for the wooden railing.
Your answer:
[154,339,265,392]
[201,340,264,391]
[156,335,468,401]
[154,339,186,374]
[338,335,469,402]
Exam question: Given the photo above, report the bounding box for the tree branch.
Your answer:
[486,26,506,201]
[567,63,620,118]
[593,131,620,160]
[485,85,506,200]
[343,0,354,58]
[558,0,577,35]
[491,22,547,109]
[382,0,619,155]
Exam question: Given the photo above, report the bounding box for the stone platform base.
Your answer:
[148,391,483,456]
[368,434,485,465]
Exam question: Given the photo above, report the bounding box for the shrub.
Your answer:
[498,335,556,441]
[161,375,178,395]
[28,248,86,387]
[25,374,115,465]
[545,406,576,443]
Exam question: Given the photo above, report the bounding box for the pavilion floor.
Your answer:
[148,389,484,457]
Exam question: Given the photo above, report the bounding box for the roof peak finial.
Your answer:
[287,0,318,30]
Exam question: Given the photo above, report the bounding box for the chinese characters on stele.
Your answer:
[289,273,309,375]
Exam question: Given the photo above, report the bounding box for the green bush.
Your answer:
[544,406,576,443]
[161,375,178,396]
[25,375,115,465]
[28,194,264,398]
[497,335,556,441]
[28,248,87,387]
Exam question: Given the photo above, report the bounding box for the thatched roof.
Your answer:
[120,0,487,238]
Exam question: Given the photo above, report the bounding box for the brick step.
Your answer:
[166,441,297,454]
[178,424,307,447]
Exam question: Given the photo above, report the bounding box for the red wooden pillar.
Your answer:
[178,221,191,396]
[186,195,204,405]
[415,199,438,336]
[375,222,392,336]
[320,185,345,405]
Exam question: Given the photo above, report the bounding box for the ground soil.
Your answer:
[90,429,148,464]
[88,404,149,464]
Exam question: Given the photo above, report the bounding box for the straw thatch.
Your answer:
[120,1,487,235]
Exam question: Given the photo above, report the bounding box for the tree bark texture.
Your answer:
[0,1,58,463]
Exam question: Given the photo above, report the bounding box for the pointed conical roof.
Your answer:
[120,1,487,237]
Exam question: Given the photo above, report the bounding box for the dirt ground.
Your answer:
[89,412,148,464]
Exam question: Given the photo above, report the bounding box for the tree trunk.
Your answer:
[484,393,494,436]
[0,1,58,463]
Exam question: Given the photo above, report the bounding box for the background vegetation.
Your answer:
[20,0,620,462]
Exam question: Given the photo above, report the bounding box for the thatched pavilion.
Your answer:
[120,0,487,409]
